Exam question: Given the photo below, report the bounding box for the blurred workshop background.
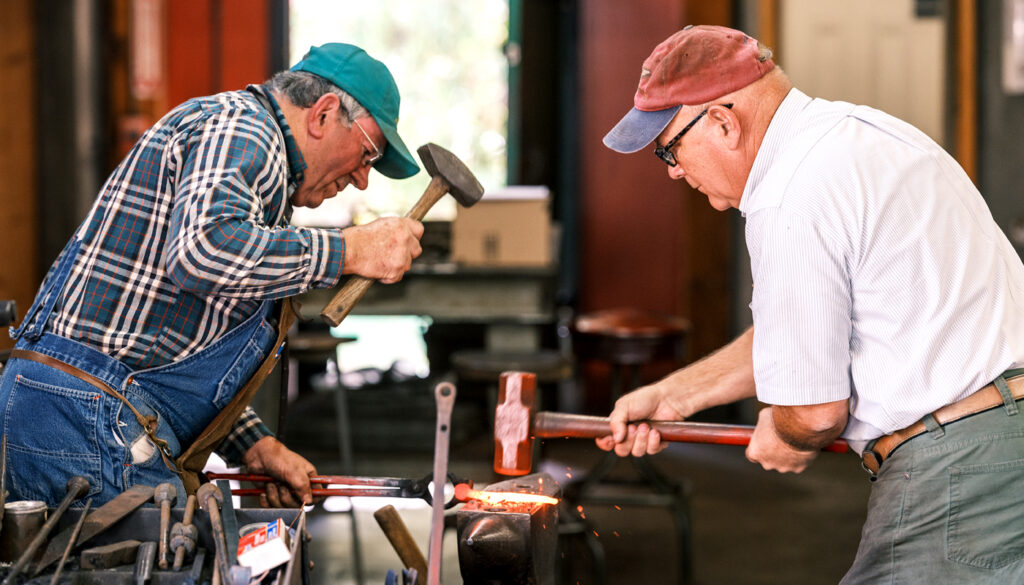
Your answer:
[2,1,1024,584]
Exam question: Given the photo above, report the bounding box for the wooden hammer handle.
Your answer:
[373,505,428,578]
[320,176,449,326]
[533,412,850,454]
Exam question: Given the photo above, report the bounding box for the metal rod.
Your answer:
[207,472,413,488]
[2,476,89,585]
[49,498,92,585]
[230,487,405,498]
[428,382,456,585]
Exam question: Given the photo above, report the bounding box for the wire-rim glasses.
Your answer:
[353,118,384,168]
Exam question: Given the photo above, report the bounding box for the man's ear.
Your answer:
[306,93,341,140]
[707,104,741,150]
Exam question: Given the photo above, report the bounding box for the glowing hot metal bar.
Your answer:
[454,483,559,507]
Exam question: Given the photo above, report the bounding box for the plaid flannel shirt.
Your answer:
[46,85,346,464]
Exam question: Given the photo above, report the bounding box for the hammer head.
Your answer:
[196,483,222,511]
[417,143,484,207]
[154,482,177,505]
[493,371,537,476]
[66,475,91,499]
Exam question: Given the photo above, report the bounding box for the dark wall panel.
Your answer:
[979,1,1024,253]
[578,0,688,315]
[577,1,735,360]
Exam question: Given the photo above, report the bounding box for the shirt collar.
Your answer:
[247,84,307,188]
[739,88,812,215]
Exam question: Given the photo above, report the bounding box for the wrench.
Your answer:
[427,381,455,585]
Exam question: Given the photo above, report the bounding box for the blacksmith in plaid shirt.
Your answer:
[0,43,424,508]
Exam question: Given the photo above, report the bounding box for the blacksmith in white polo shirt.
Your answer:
[596,24,1024,584]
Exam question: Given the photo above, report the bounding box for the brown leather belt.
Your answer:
[862,373,1024,475]
[8,348,180,473]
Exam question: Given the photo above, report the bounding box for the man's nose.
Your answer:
[667,164,686,180]
[351,165,372,190]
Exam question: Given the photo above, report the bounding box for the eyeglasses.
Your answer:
[653,103,733,167]
[353,118,383,168]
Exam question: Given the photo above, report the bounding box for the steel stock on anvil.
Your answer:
[456,473,559,585]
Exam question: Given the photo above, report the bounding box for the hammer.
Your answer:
[493,371,851,476]
[197,483,250,585]
[320,143,485,326]
[153,482,177,569]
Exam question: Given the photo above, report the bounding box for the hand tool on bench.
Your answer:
[34,484,155,575]
[198,482,250,585]
[373,504,428,579]
[320,143,485,326]
[427,381,456,585]
[207,472,466,508]
[493,371,852,476]
[3,475,89,585]
[134,541,157,585]
[154,482,177,569]
[80,539,141,570]
[48,497,91,585]
[183,547,206,585]
[171,494,198,571]
[214,480,242,572]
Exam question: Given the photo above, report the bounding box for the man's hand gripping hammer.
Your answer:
[493,371,851,476]
[320,143,485,326]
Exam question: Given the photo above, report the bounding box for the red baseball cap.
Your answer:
[604,25,775,153]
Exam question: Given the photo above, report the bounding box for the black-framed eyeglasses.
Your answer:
[653,103,733,167]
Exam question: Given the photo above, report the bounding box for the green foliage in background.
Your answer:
[290,0,509,225]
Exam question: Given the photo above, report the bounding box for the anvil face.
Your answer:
[456,473,560,585]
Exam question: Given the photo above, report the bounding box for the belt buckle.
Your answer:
[861,447,882,478]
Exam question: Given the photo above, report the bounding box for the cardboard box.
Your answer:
[451,186,552,267]
[237,518,292,575]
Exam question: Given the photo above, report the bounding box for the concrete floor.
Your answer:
[283,385,872,585]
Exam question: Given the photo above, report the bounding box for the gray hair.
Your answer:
[266,70,368,126]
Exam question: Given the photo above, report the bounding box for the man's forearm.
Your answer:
[667,325,757,416]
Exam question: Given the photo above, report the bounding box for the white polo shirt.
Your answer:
[740,89,1024,452]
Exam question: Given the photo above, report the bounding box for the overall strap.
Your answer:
[175,298,297,495]
[11,238,82,342]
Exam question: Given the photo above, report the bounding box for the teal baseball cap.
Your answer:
[291,43,420,179]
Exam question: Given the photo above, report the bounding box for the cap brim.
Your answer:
[603,105,681,153]
[372,117,420,179]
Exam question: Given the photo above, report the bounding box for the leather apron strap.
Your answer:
[175,298,298,495]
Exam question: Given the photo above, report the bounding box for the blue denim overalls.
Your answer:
[0,237,281,507]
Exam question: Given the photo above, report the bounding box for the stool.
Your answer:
[285,331,363,585]
[569,307,694,585]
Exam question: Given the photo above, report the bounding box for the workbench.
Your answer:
[298,262,559,352]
